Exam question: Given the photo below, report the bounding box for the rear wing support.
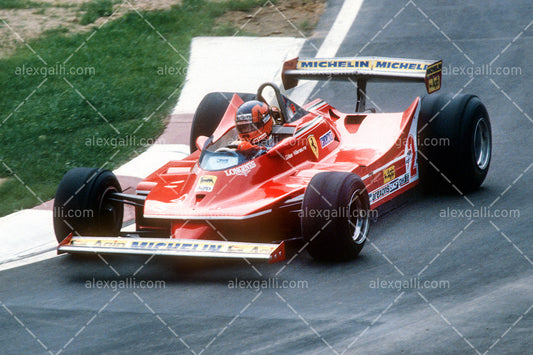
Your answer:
[282,57,443,112]
[356,78,367,113]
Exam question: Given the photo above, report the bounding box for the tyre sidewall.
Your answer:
[302,172,369,261]
[457,97,491,191]
[418,93,491,192]
[53,168,123,242]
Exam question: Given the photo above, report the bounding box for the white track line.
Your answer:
[0,250,60,272]
[114,144,190,179]
[172,37,305,114]
[291,0,364,104]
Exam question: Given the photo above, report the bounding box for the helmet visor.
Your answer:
[236,121,261,134]
[235,113,270,134]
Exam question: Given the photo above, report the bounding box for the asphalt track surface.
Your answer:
[1,1,532,354]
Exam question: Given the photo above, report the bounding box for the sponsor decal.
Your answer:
[319,130,334,148]
[216,157,231,164]
[407,135,417,177]
[284,146,307,160]
[383,165,395,183]
[297,59,429,72]
[72,239,127,248]
[236,113,252,121]
[195,175,217,192]
[68,239,275,254]
[298,59,371,69]
[425,60,442,93]
[374,60,427,71]
[130,241,224,252]
[307,135,319,159]
[224,160,256,177]
[369,173,410,204]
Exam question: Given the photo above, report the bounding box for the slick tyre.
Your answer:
[53,168,123,243]
[301,172,370,261]
[190,92,255,153]
[418,93,492,192]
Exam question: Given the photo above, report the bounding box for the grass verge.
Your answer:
[0,0,270,216]
[0,0,47,9]
[80,0,116,25]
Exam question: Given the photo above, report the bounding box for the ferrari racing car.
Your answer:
[54,56,492,262]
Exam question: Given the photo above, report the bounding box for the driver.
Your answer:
[232,100,275,157]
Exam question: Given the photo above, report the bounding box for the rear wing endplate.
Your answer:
[282,57,442,111]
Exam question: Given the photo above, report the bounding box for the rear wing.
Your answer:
[282,57,442,111]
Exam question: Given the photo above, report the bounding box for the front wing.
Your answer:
[58,234,286,263]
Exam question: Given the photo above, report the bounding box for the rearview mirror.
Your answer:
[195,135,209,151]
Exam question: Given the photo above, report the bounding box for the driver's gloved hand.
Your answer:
[237,141,264,152]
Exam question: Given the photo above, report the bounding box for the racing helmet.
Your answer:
[235,100,273,144]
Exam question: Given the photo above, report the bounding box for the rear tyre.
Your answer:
[53,168,123,243]
[189,92,255,153]
[301,172,370,261]
[418,93,491,192]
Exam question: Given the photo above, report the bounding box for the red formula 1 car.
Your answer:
[54,56,492,262]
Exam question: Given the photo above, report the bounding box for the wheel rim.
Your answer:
[473,117,491,170]
[99,187,121,233]
[348,190,369,245]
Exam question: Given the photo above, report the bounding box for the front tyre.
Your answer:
[53,168,123,243]
[301,172,370,261]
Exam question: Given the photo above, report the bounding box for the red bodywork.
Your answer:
[136,94,422,243]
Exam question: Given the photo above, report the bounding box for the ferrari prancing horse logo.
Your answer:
[308,135,319,159]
